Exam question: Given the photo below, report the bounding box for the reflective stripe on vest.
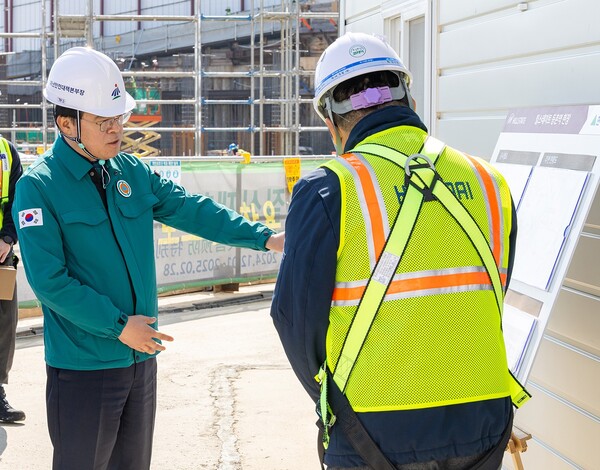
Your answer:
[332,266,494,306]
[465,154,506,276]
[324,152,389,269]
[0,137,13,228]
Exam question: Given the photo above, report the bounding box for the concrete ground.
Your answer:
[0,285,320,470]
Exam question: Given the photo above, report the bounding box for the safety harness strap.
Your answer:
[353,140,531,409]
[317,367,396,470]
[316,138,445,464]
[331,137,445,393]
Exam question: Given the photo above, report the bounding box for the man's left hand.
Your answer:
[0,240,11,264]
[266,232,285,252]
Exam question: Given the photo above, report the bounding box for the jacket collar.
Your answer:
[53,136,115,181]
[344,106,428,153]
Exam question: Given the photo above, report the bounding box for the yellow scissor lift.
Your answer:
[121,86,161,157]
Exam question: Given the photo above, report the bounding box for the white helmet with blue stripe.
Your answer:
[44,47,135,117]
[313,32,412,123]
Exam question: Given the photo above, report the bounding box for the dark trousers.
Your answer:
[327,409,512,470]
[327,456,500,470]
[46,358,157,470]
[0,251,17,384]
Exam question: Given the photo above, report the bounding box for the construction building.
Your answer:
[0,0,339,157]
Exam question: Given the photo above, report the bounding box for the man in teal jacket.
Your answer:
[13,47,283,470]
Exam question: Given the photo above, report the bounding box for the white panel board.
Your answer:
[436,117,505,160]
[511,167,588,291]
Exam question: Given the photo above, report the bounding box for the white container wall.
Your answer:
[342,1,600,469]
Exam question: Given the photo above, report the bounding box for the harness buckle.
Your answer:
[404,153,440,202]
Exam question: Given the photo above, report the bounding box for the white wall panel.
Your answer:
[529,338,600,416]
[438,52,600,113]
[503,438,577,470]
[563,235,600,297]
[514,384,600,470]
[549,289,600,356]
[344,12,384,36]
[439,0,518,25]
[439,0,600,70]
[344,4,379,24]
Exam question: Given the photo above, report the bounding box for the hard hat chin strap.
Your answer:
[61,110,106,166]
[323,95,344,155]
[400,77,415,112]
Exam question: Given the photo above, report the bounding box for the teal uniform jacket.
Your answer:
[13,136,274,370]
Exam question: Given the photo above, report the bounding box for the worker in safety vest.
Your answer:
[271,32,529,470]
[13,47,284,470]
[0,136,25,424]
[228,142,251,163]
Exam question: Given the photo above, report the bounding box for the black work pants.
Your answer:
[46,357,157,470]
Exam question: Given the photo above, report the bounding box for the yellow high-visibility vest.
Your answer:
[321,127,529,412]
[0,137,14,228]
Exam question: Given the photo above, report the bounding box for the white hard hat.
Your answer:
[44,47,135,117]
[313,32,412,122]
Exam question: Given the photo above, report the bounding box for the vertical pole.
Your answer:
[3,0,8,53]
[86,0,93,47]
[259,0,264,156]
[249,0,255,156]
[295,0,301,155]
[8,0,12,53]
[280,1,285,154]
[195,0,201,156]
[41,0,48,149]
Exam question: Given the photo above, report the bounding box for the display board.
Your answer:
[492,105,600,382]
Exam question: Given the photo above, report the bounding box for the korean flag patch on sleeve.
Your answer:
[19,208,44,228]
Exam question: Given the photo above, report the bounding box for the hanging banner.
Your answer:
[283,158,301,193]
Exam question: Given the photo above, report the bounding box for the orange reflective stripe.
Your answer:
[332,283,366,302]
[342,153,386,258]
[333,269,494,302]
[466,156,501,267]
[388,271,490,294]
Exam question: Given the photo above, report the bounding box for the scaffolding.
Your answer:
[0,0,339,157]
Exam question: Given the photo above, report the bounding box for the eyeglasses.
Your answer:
[82,111,132,132]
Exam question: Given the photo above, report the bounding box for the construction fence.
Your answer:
[16,156,330,307]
